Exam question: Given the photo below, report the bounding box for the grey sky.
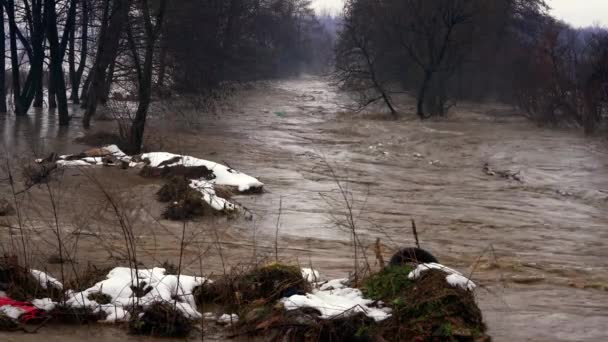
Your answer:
[311,0,608,27]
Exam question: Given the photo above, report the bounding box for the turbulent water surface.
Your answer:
[1,77,607,341]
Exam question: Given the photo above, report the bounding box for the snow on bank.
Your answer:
[53,145,132,167]
[281,278,391,322]
[142,152,263,212]
[408,263,476,291]
[141,152,264,192]
[0,305,26,319]
[301,268,320,283]
[31,269,63,290]
[190,179,236,211]
[64,267,207,322]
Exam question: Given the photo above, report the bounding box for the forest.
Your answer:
[337,0,608,132]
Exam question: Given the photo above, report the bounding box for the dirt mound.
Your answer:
[362,266,488,341]
[0,256,62,302]
[140,165,215,180]
[233,265,488,341]
[195,263,309,308]
[156,176,217,220]
[128,302,193,337]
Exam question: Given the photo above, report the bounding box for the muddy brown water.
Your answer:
[1,76,607,341]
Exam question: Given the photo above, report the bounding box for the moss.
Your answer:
[360,265,415,302]
[128,302,193,338]
[87,292,112,305]
[157,176,216,220]
[378,269,488,341]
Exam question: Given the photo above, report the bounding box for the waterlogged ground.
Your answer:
[1,77,607,341]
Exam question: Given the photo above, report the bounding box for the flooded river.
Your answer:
[1,77,607,341]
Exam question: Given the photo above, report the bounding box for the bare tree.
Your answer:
[124,0,168,154]
[82,0,131,128]
[0,1,6,113]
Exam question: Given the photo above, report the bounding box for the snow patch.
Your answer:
[281,278,391,322]
[0,305,26,319]
[217,313,239,325]
[408,263,476,291]
[141,152,264,192]
[301,268,320,283]
[189,179,236,211]
[31,269,63,290]
[32,298,56,312]
[66,267,207,322]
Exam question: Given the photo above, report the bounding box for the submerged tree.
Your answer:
[124,0,168,154]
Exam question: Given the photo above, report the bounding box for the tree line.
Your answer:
[1,0,333,153]
[336,0,608,133]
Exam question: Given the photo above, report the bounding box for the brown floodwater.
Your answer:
[0,76,607,341]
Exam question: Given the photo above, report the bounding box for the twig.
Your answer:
[411,219,420,249]
[274,196,282,263]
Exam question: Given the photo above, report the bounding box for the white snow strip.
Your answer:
[301,268,320,283]
[189,180,236,211]
[57,160,93,167]
[66,267,207,323]
[408,263,476,291]
[141,152,264,192]
[0,305,26,319]
[31,269,63,290]
[32,298,57,312]
[217,313,239,325]
[55,145,130,168]
[281,278,391,322]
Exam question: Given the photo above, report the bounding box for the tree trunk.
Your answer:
[100,58,116,104]
[70,0,88,104]
[45,0,70,125]
[127,0,167,154]
[0,3,6,113]
[6,0,45,116]
[5,0,23,114]
[48,77,57,108]
[417,70,433,119]
[83,0,130,128]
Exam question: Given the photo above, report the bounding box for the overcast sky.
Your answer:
[311,0,608,27]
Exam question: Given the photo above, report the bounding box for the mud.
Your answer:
[0,76,607,341]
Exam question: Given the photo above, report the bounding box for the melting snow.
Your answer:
[301,268,320,283]
[66,267,207,322]
[217,313,239,325]
[141,152,263,192]
[408,263,476,291]
[0,305,26,319]
[281,278,391,322]
[32,298,56,312]
[31,269,63,290]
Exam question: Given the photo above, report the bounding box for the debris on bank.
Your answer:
[65,267,207,323]
[0,256,488,340]
[194,262,488,341]
[483,162,523,182]
[33,146,264,217]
